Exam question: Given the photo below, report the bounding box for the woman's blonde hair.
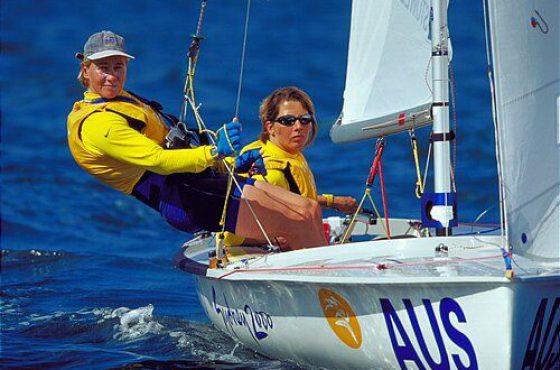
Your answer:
[259,86,318,146]
[77,59,92,87]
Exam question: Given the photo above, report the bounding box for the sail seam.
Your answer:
[501,79,559,106]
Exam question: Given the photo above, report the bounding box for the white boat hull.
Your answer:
[196,274,558,369]
[176,233,560,370]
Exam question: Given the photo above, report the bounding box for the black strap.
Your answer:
[126,91,208,147]
[104,108,146,132]
[126,90,180,128]
[88,91,204,146]
[431,130,456,143]
[126,90,164,111]
[281,163,301,195]
[77,111,98,141]
[432,102,449,107]
[90,91,179,128]
[89,96,137,105]
[77,107,146,140]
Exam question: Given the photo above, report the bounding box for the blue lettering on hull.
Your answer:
[211,287,273,343]
[381,298,478,370]
[522,297,560,370]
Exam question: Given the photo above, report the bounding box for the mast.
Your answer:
[428,0,456,235]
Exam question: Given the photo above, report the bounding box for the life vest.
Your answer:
[67,90,169,194]
[242,140,318,200]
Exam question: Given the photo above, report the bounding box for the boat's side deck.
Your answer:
[176,219,558,282]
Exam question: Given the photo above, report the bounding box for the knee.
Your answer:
[301,198,322,223]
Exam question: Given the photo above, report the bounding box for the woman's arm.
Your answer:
[318,194,358,214]
[82,111,216,174]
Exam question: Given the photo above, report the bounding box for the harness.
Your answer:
[281,163,302,195]
[88,91,203,148]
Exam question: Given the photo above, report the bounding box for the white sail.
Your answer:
[331,0,434,143]
[486,1,560,262]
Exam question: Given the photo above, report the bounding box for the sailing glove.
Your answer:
[215,120,242,158]
[235,148,267,176]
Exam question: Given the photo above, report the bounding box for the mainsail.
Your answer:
[331,0,435,143]
[486,1,559,261]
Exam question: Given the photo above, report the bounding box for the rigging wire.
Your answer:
[422,141,432,192]
[482,0,508,247]
[185,97,275,251]
[449,61,458,192]
[234,0,252,119]
[180,0,208,138]
[177,0,275,252]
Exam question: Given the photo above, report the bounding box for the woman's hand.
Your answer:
[332,196,358,214]
[215,120,242,158]
[235,148,266,175]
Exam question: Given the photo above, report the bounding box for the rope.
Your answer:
[170,0,277,262]
[184,114,275,250]
[219,173,234,227]
[409,130,424,198]
[234,0,252,119]
[339,140,390,243]
[180,0,208,137]
[340,190,369,244]
[378,158,391,239]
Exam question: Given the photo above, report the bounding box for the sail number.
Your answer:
[522,297,559,369]
[381,297,478,370]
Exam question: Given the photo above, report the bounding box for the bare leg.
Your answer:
[234,182,327,250]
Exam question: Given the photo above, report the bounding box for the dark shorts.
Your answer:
[131,170,255,233]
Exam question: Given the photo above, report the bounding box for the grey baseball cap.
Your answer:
[76,30,135,61]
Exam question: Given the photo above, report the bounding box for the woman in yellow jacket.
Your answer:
[241,86,358,213]
[227,87,358,248]
[67,31,327,250]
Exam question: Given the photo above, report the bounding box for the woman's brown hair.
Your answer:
[259,86,318,146]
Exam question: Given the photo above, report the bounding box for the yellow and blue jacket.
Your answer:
[241,140,318,199]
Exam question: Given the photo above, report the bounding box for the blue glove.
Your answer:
[235,148,267,176]
[215,120,242,158]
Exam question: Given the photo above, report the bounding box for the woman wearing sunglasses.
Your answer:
[240,86,358,213]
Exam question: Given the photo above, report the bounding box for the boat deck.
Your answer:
[180,229,559,283]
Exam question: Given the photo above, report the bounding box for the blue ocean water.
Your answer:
[1,1,497,369]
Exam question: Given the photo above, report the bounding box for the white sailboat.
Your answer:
[175,0,560,368]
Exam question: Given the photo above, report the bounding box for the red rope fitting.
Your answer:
[366,140,385,186]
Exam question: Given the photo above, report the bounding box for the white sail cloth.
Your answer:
[487,0,560,262]
[331,0,435,143]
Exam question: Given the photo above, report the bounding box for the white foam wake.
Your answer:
[108,304,164,341]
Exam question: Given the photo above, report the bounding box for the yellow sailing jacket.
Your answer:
[244,140,318,200]
[223,140,318,247]
[67,90,215,194]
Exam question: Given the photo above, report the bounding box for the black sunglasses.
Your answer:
[274,114,314,127]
